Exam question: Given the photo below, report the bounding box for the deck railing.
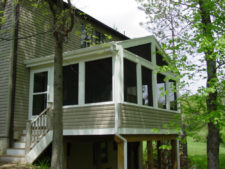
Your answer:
[25,102,53,154]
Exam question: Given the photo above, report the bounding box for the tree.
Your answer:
[42,1,74,168]
[136,0,225,168]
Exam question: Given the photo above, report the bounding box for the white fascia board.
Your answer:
[118,35,156,48]
[118,128,180,135]
[63,128,115,135]
[24,43,116,68]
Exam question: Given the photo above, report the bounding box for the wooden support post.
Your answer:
[118,142,124,169]
[25,121,32,154]
[171,140,178,169]
[147,141,154,169]
[157,141,162,169]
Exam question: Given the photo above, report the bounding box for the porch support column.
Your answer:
[171,139,178,169]
[138,142,143,169]
[115,135,127,169]
[157,141,162,169]
[147,141,154,169]
[118,142,124,169]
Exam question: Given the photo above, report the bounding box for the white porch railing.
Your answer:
[25,102,53,154]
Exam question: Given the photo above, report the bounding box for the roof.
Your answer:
[75,9,130,40]
[62,1,130,40]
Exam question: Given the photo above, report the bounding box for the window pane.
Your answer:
[32,94,47,115]
[124,59,137,103]
[142,67,153,106]
[34,72,48,93]
[126,43,151,62]
[85,58,112,103]
[169,80,177,110]
[157,74,166,109]
[63,64,79,105]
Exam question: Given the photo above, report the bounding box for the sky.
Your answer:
[70,0,150,38]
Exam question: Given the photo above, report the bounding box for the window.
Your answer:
[32,72,48,115]
[169,80,177,110]
[157,73,166,109]
[80,24,106,48]
[124,59,137,103]
[95,31,105,44]
[142,67,153,106]
[85,58,112,103]
[126,43,151,62]
[63,64,79,105]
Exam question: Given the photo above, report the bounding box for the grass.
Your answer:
[187,137,225,169]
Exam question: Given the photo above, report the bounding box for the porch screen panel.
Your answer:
[63,64,79,105]
[157,73,166,109]
[126,43,151,62]
[32,72,48,115]
[124,59,137,103]
[169,80,177,110]
[85,58,112,103]
[142,67,153,106]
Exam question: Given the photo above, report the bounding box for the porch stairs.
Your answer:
[0,130,52,164]
[0,105,53,164]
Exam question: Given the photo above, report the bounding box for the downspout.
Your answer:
[115,102,128,169]
[113,43,128,169]
[8,2,20,147]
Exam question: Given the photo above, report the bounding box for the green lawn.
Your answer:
[187,137,225,169]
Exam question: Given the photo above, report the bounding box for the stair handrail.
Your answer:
[25,102,53,154]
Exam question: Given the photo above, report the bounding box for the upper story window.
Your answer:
[124,59,137,103]
[80,24,106,48]
[126,43,151,62]
[169,80,177,110]
[157,73,166,109]
[63,64,79,106]
[142,67,153,107]
[85,58,112,103]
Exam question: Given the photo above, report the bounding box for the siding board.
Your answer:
[119,103,181,129]
[63,104,115,129]
[0,0,15,137]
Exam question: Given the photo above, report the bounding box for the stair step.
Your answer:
[14,142,26,149]
[0,155,25,163]
[6,148,25,156]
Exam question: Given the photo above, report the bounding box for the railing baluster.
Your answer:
[25,103,53,155]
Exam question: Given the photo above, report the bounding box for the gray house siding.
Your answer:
[13,1,127,133]
[0,0,15,137]
[118,103,180,129]
[63,104,115,129]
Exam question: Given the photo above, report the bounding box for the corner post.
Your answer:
[147,141,154,169]
[171,139,178,169]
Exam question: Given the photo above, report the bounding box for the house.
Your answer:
[0,0,181,169]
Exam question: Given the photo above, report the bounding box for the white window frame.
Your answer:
[28,67,53,119]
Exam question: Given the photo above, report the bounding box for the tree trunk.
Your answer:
[51,33,64,169]
[198,1,220,169]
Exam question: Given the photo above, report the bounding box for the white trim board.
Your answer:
[63,128,115,135]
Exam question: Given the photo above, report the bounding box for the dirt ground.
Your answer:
[0,162,40,169]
